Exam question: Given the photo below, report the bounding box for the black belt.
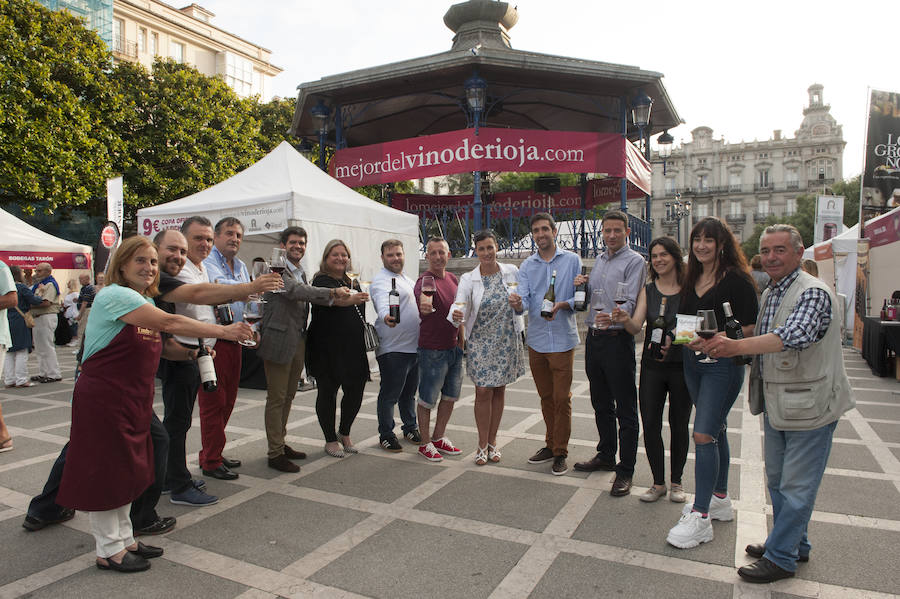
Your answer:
[589,328,627,337]
[178,341,200,349]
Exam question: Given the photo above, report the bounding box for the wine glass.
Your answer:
[452,300,467,324]
[357,267,371,295]
[346,266,360,293]
[504,278,518,296]
[697,309,718,363]
[268,248,287,293]
[421,274,436,310]
[249,260,270,302]
[241,301,263,347]
[589,289,607,330]
[614,282,629,307]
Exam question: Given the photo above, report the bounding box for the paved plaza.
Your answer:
[1,344,898,598]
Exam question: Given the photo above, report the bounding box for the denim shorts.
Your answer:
[417,347,464,409]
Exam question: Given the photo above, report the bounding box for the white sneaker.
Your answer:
[666,511,713,548]
[681,494,734,521]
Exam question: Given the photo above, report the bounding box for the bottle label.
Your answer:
[574,290,585,303]
[650,328,663,344]
[197,355,217,383]
[541,299,554,313]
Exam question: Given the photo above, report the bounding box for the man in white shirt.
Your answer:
[371,240,421,452]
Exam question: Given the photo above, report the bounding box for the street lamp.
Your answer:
[665,193,692,247]
[632,90,653,217]
[310,100,330,171]
[465,71,488,236]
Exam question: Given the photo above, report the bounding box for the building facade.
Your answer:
[37,0,282,99]
[649,84,845,244]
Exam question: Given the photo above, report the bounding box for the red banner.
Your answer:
[393,178,643,216]
[331,128,650,193]
[864,207,900,248]
[0,251,92,270]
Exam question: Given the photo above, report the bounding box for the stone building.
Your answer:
[649,84,845,244]
[37,0,282,99]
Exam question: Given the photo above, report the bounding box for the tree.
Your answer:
[0,0,123,213]
[491,172,581,193]
[251,97,296,153]
[110,58,263,215]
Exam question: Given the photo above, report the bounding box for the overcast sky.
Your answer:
[198,0,897,178]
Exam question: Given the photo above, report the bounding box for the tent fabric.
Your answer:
[136,141,420,282]
[0,208,92,270]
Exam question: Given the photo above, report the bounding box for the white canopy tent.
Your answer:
[136,141,420,283]
[0,207,93,289]
[804,223,859,336]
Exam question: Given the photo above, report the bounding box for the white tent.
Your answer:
[0,208,93,289]
[136,141,420,283]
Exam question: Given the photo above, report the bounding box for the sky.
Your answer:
[197,0,897,178]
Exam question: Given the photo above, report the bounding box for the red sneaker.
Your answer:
[432,437,462,455]
[418,443,443,462]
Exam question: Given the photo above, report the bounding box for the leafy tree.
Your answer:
[251,97,295,153]
[491,172,581,193]
[0,0,123,213]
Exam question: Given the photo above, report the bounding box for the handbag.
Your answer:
[356,305,380,352]
[15,306,34,328]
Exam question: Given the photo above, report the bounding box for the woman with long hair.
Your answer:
[306,240,370,458]
[452,230,525,465]
[665,218,758,549]
[613,237,691,503]
[57,236,251,573]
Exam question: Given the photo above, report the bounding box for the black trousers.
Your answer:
[638,360,692,486]
[315,371,366,443]
[28,413,169,528]
[585,332,638,478]
[160,358,200,494]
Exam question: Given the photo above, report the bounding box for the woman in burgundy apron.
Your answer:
[57,237,251,573]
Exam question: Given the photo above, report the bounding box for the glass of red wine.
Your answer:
[268,248,287,293]
[422,274,436,309]
[697,309,718,363]
[241,300,263,347]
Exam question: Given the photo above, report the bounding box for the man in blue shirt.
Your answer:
[510,213,582,476]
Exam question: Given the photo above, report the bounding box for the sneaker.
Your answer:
[134,516,177,536]
[169,486,218,507]
[298,379,317,392]
[551,456,568,476]
[682,494,734,521]
[431,437,461,455]
[666,511,713,548]
[528,447,554,464]
[639,485,667,503]
[669,484,686,503]
[417,443,443,462]
[162,478,206,495]
[380,437,403,452]
[403,429,422,444]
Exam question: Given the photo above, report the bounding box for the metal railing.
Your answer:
[112,36,138,58]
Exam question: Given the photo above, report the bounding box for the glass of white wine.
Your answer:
[453,300,467,324]
[505,280,519,296]
[357,267,371,295]
[346,267,360,294]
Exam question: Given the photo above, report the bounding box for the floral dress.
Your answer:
[466,271,525,387]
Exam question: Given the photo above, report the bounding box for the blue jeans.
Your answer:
[376,352,419,440]
[682,348,744,512]
[763,414,837,571]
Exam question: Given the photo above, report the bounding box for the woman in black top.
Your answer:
[306,240,370,458]
[615,237,691,503]
[665,217,758,550]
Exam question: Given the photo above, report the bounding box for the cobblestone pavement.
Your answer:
[0,345,898,598]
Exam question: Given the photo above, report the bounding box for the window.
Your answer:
[138,27,147,53]
[170,41,184,63]
[786,198,797,215]
[730,201,742,216]
[150,32,158,56]
[729,172,741,191]
[222,52,255,97]
[697,174,708,190]
[758,169,770,188]
[757,199,769,215]
[112,17,124,47]
[786,167,799,189]
[665,178,676,193]
[807,159,833,181]
[695,203,709,217]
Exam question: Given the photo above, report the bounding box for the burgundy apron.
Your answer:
[58,322,162,511]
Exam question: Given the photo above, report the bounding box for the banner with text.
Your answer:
[814,195,844,244]
[331,128,651,194]
[0,251,91,270]
[862,89,900,212]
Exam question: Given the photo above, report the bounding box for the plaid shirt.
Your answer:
[759,267,831,351]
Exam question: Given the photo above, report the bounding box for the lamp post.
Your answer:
[631,90,652,220]
[465,72,487,235]
[310,100,330,171]
[665,193,691,247]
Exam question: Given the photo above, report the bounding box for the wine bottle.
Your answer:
[389,277,400,324]
[882,298,889,320]
[196,339,218,392]
[723,302,751,365]
[541,270,557,318]
[574,266,587,311]
[648,296,667,360]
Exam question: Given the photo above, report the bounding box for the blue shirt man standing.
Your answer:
[510,213,582,476]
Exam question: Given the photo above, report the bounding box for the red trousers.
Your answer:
[197,340,241,470]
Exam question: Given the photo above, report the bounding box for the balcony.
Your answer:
[786,181,800,190]
[753,183,774,192]
[112,37,138,59]
[725,214,746,226]
[808,178,835,188]
[754,212,772,223]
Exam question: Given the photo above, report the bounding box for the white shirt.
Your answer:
[173,259,216,347]
[371,267,420,355]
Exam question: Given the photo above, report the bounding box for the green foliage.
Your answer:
[491,172,581,193]
[0,0,123,213]
[251,97,295,153]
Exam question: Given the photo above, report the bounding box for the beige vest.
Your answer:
[748,270,853,431]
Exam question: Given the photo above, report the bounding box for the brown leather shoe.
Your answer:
[268,454,300,473]
[283,445,307,460]
[573,454,616,472]
[610,476,632,497]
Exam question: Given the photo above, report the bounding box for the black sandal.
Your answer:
[96,551,150,573]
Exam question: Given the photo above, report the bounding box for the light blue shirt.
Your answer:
[517,247,582,353]
[585,245,646,330]
[371,267,420,355]
[203,246,250,321]
[82,284,151,362]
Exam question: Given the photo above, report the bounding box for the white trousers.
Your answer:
[88,504,134,558]
[4,349,28,386]
[33,314,60,379]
